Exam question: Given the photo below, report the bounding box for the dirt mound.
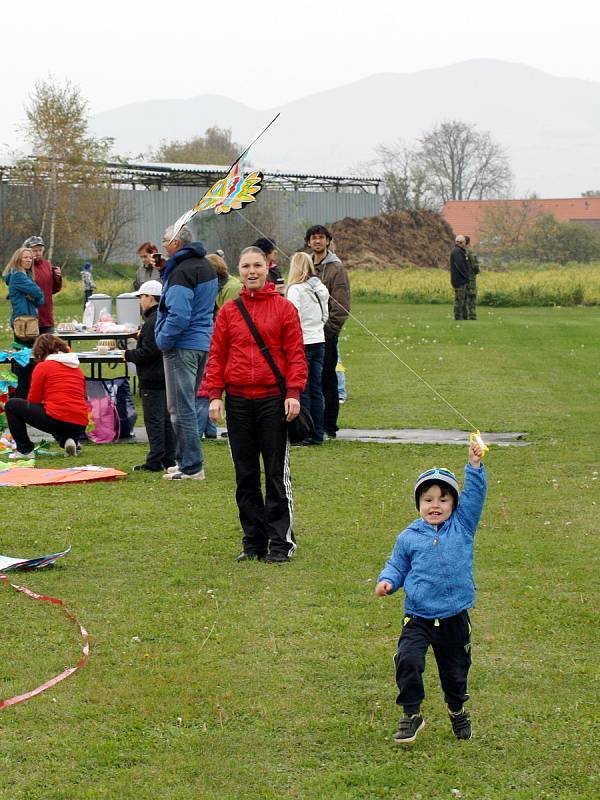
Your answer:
[329,210,455,270]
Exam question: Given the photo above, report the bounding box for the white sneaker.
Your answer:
[163,468,205,481]
[165,465,180,474]
[64,438,77,456]
[8,449,35,460]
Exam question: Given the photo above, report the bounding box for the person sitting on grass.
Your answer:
[4,334,89,459]
[124,280,176,472]
[375,439,486,744]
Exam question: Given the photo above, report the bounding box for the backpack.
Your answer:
[86,380,120,443]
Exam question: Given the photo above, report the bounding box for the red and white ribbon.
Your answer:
[0,575,90,710]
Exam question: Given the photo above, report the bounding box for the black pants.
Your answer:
[5,398,86,453]
[141,387,176,470]
[394,611,472,713]
[225,394,295,559]
[322,334,340,435]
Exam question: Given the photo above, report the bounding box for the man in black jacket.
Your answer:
[124,280,176,471]
[450,235,470,320]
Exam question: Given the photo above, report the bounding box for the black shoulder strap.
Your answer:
[234,298,285,395]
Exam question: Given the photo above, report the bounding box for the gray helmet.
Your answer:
[23,235,44,248]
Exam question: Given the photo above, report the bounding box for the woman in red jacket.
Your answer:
[5,334,89,459]
[206,246,307,563]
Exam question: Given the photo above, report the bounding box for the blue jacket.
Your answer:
[155,242,218,352]
[5,271,44,325]
[377,463,487,619]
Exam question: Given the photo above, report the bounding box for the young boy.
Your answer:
[375,440,486,744]
[123,280,176,472]
[81,262,96,308]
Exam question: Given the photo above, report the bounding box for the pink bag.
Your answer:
[87,381,120,443]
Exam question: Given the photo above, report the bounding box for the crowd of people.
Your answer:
[1,223,351,564]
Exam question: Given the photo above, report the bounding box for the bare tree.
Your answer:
[374,141,429,212]
[416,121,512,209]
[78,186,139,264]
[478,195,543,254]
[23,78,112,260]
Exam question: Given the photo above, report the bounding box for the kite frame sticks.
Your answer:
[0,575,90,710]
[234,212,482,436]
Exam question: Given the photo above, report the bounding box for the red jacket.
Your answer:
[206,283,307,401]
[28,354,89,426]
[32,258,62,328]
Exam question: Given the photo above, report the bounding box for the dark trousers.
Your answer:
[5,398,86,453]
[225,394,295,559]
[301,342,325,443]
[141,387,176,470]
[322,334,340,435]
[394,611,472,713]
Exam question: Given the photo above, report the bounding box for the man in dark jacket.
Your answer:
[306,224,351,439]
[124,280,176,472]
[155,225,218,480]
[23,235,62,332]
[450,235,469,321]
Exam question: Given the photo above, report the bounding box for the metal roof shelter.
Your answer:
[102,160,382,194]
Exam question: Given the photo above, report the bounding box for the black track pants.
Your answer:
[225,394,295,559]
[394,611,472,713]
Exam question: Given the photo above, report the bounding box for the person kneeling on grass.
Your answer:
[375,439,486,744]
[123,280,177,472]
[5,334,89,458]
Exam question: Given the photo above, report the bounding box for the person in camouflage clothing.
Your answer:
[464,236,480,321]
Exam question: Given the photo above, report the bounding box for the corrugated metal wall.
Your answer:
[114,186,382,262]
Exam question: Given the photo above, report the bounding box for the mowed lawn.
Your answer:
[0,300,598,799]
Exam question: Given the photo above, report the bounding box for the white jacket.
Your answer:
[286,277,330,345]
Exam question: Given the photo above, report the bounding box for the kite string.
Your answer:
[233,210,478,431]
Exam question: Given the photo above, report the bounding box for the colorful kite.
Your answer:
[170,113,280,241]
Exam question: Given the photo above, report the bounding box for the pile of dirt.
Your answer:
[329,210,455,270]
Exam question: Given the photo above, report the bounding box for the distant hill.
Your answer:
[90,59,600,197]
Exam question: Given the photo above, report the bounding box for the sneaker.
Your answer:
[163,468,205,481]
[264,553,291,564]
[394,714,425,744]
[64,438,77,456]
[165,465,180,474]
[236,552,265,562]
[448,707,472,740]
[133,464,163,472]
[8,449,35,460]
[323,431,337,441]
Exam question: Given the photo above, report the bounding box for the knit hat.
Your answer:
[83,261,92,270]
[414,467,459,509]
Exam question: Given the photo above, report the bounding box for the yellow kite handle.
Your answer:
[469,430,490,456]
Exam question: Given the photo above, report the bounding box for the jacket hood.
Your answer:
[317,250,342,267]
[162,241,208,281]
[306,276,326,291]
[45,352,81,368]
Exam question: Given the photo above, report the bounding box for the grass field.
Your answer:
[0,296,598,799]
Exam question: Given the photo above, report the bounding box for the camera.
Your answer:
[152,253,162,267]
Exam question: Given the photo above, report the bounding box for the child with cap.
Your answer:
[375,440,486,743]
[124,280,176,472]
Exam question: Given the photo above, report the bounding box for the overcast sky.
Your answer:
[2,0,599,154]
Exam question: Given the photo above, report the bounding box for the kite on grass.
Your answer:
[169,113,280,242]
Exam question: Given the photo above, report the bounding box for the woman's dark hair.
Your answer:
[32,333,71,362]
[252,237,276,257]
[304,225,332,244]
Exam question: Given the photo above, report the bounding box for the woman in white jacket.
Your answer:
[286,252,330,444]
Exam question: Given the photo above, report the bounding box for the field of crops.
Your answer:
[349,263,600,306]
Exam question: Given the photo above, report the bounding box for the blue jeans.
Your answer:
[163,348,207,474]
[301,342,325,443]
[195,396,217,438]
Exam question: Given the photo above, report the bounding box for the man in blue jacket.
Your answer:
[155,225,217,480]
[375,440,486,743]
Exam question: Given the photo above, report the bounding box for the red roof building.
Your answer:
[443,198,600,245]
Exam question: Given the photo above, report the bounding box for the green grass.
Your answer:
[0,296,598,799]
